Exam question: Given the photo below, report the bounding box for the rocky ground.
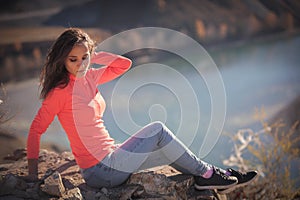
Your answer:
[0,149,227,200]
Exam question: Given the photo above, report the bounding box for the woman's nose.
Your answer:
[77,60,84,67]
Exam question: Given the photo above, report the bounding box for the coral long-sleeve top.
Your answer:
[27,52,132,169]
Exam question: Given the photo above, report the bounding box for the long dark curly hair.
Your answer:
[40,28,95,99]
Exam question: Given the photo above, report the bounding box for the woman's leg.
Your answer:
[82,121,211,187]
[113,121,211,174]
[82,121,256,190]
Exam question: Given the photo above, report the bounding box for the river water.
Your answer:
[4,33,300,168]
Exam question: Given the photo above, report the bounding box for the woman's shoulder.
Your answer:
[47,84,71,99]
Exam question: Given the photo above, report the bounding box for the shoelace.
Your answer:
[213,166,231,179]
[228,168,247,179]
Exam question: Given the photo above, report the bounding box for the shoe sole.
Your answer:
[194,181,238,190]
[217,173,258,194]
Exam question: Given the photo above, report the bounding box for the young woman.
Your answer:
[26,28,257,192]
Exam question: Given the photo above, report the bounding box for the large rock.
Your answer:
[0,149,225,200]
[41,171,65,197]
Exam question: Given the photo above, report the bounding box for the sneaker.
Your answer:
[217,168,258,194]
[194,167,238,190]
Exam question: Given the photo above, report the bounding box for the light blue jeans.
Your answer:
[81,121,211,188]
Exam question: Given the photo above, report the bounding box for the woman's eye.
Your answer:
[70,59,77,62]
[82,57,87,60]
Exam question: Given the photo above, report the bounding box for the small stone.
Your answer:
[170,174,194,199]
[3,174,19,189]
[99,196,110,200]
[119,185,141,200]
[43,169,55,179]
[95,190,111,200]
[41,171,65,197]
[26,188,40,199]
[61,187,82,200]
[14,148,27,158]
[95,191,103,198]
[0,166,9,171]
[91,191,110,200]
[100,187,108,195]
[61,151,74,161]
[0,174,27,195]
[84,191,97,200]
[62,177,76,190]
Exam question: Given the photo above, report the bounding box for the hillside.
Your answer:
[44,0,300,44]
[1,0,300,45]
[1,0,300,83]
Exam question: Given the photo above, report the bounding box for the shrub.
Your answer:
[223,110,300,199]
[0,83,13,126]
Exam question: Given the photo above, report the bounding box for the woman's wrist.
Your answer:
[90,51,123,65]
[28,158,38,176]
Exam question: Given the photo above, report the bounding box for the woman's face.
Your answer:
[65,42,90,77]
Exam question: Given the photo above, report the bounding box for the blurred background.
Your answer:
[0,0,299,187]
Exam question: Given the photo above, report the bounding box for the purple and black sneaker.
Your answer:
[217,168,258,194]
[194,167,238,190]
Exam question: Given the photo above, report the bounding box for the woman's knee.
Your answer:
[139,121,172,139]
[148,121,174,138]
[149,121,166,130]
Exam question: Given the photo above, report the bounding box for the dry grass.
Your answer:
[0,83,14,125]
[223,109,300,199]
